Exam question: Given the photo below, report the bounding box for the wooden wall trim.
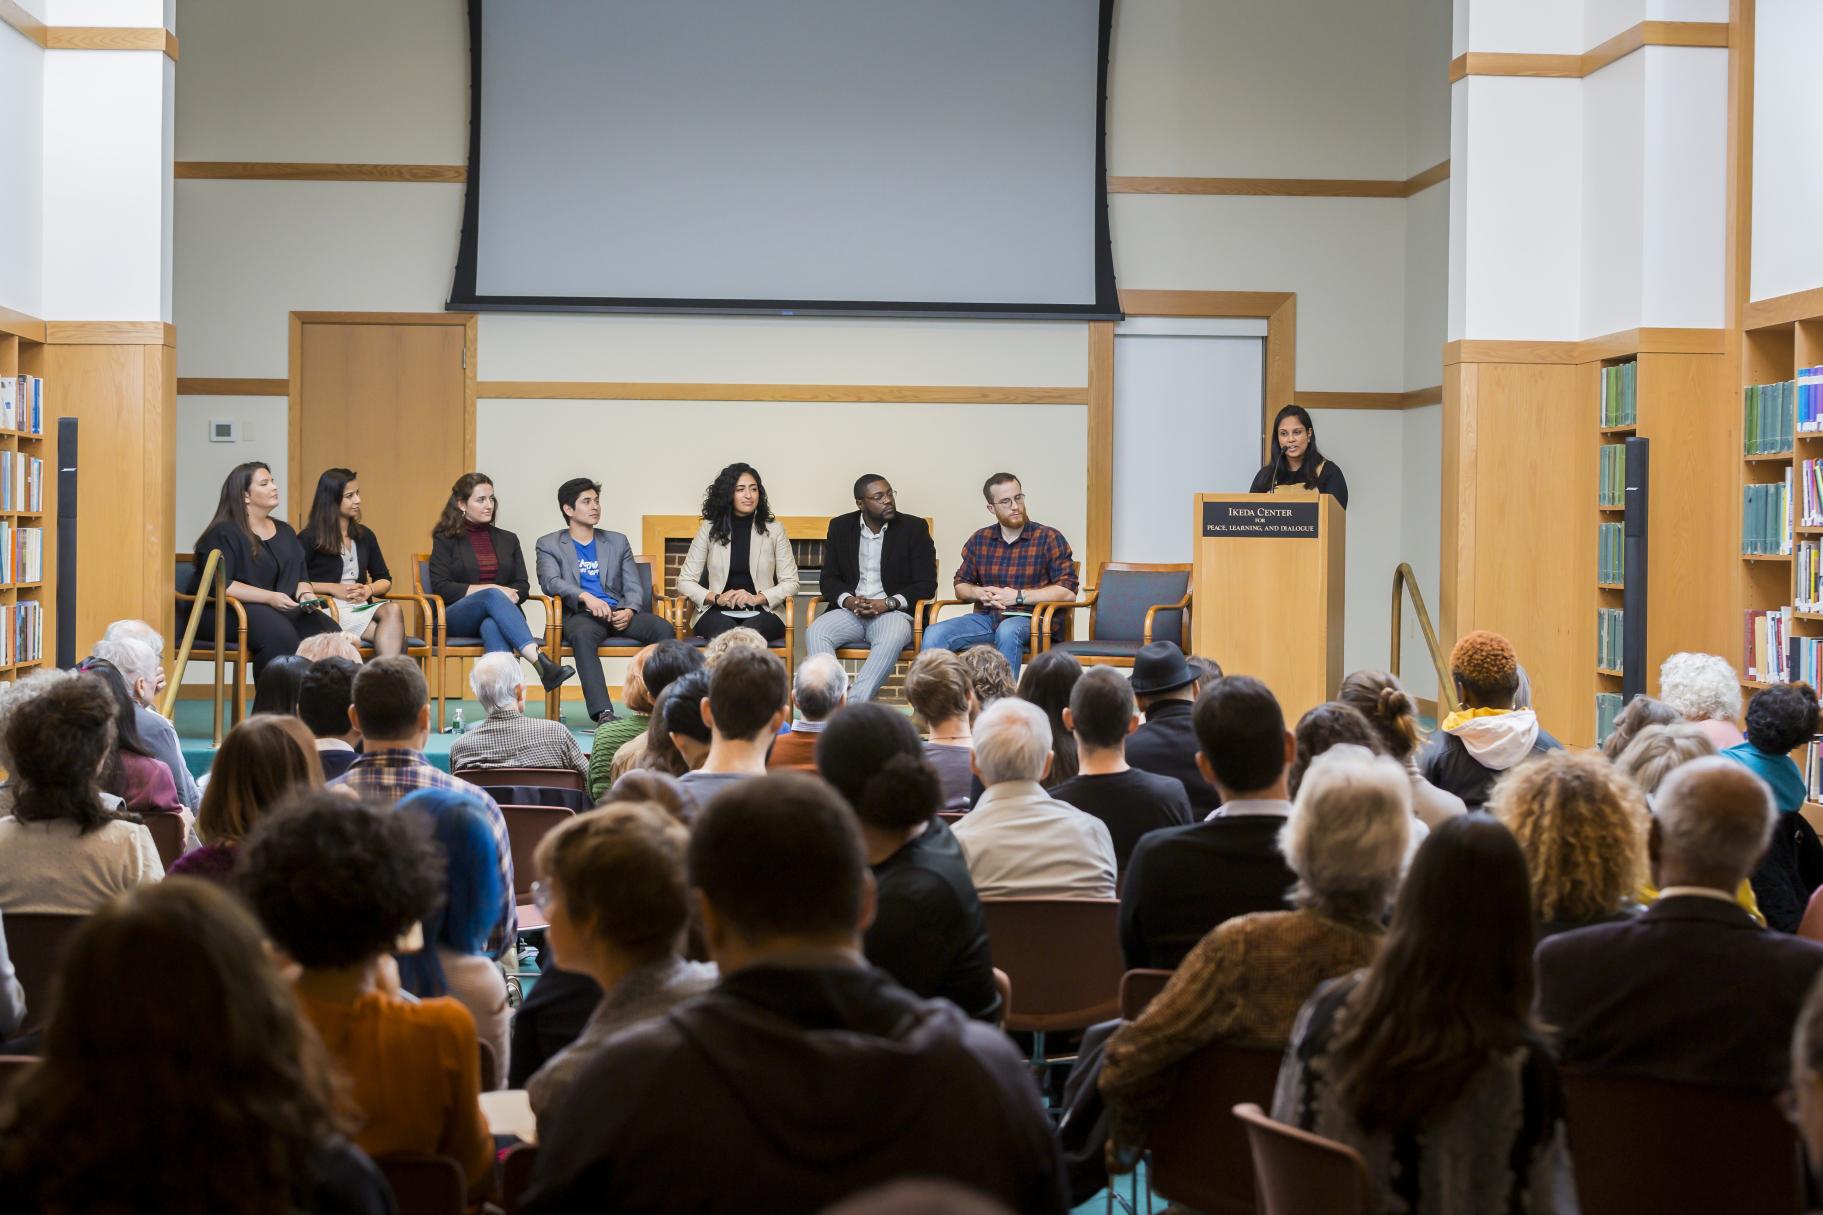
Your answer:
[1744,285,1823,331]
[0,305,44,344]
[0,0,43,45]
[1086,323,1114,580]
[1119,289,1293,318]
[176,162,466,183]
[1295,386,1444,411]
[1109,161,1449,199]
[43,26,177,58]
[177,377,287,396]
[1444,328,1726,365]
[46,321,175,346]
[475,381,1090,405]
[1448,20,1727,82]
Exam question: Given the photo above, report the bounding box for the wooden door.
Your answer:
[289,313,476,577]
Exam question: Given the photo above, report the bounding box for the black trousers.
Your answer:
[188,602,338,678]
[563,609,673,718]
[694,607,786,643]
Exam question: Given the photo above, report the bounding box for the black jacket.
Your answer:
[508,964,602,1089]
[1119,813,1296,970]
[1751,811,1823,934]
[818,512,938,612]
[428,525,531,605]
[302,528,392,587]
[1417,726,1562,811]
[866,817,1000,1023]
[1124,700,1220,816]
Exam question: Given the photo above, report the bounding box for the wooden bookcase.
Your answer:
[1594,357,1633,744]
[1737,321,1807,692]
[0,330,50,681]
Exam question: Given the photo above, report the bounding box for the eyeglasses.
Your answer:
[993,494,1027,509]
[531,879,553,912]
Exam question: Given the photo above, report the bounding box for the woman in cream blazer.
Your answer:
[674,463,800,641]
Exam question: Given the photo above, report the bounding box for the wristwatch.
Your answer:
[1015,589,1026,607]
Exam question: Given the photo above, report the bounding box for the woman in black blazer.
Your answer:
[300,467,407,657]
[428,472,572,691]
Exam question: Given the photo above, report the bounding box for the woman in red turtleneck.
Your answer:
[428,472,574,692]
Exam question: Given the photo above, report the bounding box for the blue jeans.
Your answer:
[920,611,1032,677]
[443,587,536,654]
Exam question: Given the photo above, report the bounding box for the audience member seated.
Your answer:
[1722,682,1823,932]
[1101,748,1409,1170]
[950,698,1115,899]
[395,788,512,1088]
[674,463,799,643]
[301,466,408,658]
[704,625,770,667]
[677,647,790,800]
[1660,650,1747,749]
[1788,973,1823,1184]
[587,643,656,798]
[329,657,514,953]
[524,801,717,1130]
[448,651,589,779]
[1124,641,1220,816]
[1490,748,1646,941]
[1275,817,1570,1211]
[768,652,847,771]
[603,639,705,786]
[297,656,363,779]
[1537,756,1823,1093]
[1419,630,1561,810]
[1119,675,1298,970]
[79,657,183,818]
[295,631,364,664]
[1286,702,1384,796]
[93,630,200,809]
[169,715,323,883]
[1049,667,1191,874]
[250,653,311,717]
[242,791,493,1197]
[904,649,977,810]
[619,671,712,784]
[521,773,1065,1213]
[1015,650,1082,788]
[1337,669,1466,829]
[0,672,123,818]
[0,880,392,1213]
[1597,694,1682,761]
[818,704,1000,1022]
[429,471,573,691]
[958,644,1016,711]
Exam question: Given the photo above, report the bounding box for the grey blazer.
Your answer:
[534,529,647,613]
[674,519,800,626]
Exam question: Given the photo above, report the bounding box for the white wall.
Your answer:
[0,24,44,318]
[1398,404,1443,700]
[1308,408,1408,679]
[1751,0,1823,302]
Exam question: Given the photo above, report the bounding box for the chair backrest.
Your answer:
[500,804,576,900]
[1560,1071,1804,1215]
[937,810,965,826]
[414,554,432,596]
[175,552,196,593]
[457,766,584,792]
[5,912,86,1033]
[992,967,1012,1032]
[1233,1102,1371,1215]
[144,813,187,872]
[480,784,593,813]
[0,1055,35,1096]
[376,1154,467,1215]
[1150,1045,1286,1214]
[1118,968,1172,1020]
[979,898,1123,1032]
[478,1038,499,1092]
[634,556,656,608]
[500,1143,540,1215]
[1092,563,1191,646]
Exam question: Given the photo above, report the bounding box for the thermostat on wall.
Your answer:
[208,420,238,443]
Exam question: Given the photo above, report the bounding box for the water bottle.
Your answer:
[447,707,466,735]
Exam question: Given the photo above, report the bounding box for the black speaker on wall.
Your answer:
[56,417,77,670]
[1621,436,1648,702]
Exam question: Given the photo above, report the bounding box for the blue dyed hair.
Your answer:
[394,788,505,998]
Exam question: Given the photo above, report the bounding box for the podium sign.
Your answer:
[1201,499,1321,538]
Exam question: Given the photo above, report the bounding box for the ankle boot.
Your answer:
[535,653,574,692]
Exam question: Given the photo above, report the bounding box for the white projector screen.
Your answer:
[450,0,1118,319]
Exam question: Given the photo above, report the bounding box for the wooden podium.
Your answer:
[1191,491,1345,724]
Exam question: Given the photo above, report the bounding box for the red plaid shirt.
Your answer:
[954,521,1078,622]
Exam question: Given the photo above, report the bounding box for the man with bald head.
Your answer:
[1535,756,1823,1093]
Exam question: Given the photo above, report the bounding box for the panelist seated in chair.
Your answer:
[921,473,1077,679]
[806,475,938,703]
[675,462,799,643]
[299,467,408,658]
[535,478,673,723]
[429,471,573,693]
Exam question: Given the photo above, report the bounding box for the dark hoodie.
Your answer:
[521,961,1066,1215]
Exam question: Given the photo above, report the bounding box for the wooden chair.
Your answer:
[500,804,576,902]
[918,561,1082,663]
[1118,968,1172,1020]
[453,766,584,793]
[666,592,798,689]
[324,585,436,667]
[1233,1102,1371,1215]
[500,1144,540,1215]
[0,1055,35,1096]
[992,967,1012,1032]
[1037,561,1192,667]
[413,553,556,731]
[144,814,187,872]
[1146,1045,1285,1215]
[937,810,965,826]
[541,554,671,722]
[979,898,1122,1078]
[376,1154,467,1215]
[805,597,937,691]
[5,912,84,1033]
[175,551,251,727]
[1561,1072,1804,1215]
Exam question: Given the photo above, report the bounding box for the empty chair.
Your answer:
[1147,1045,1284,1215]
[979,897,1121,1075]
[501,805,576,902]
[5,913,85,1034]
[376,1154,468,1215]
[1039,561,1192,667]
[1234,1102,1370,1215]
[455,766,584,792]
[1117,968,1172,1021]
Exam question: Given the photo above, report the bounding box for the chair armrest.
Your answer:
[1142,593,1194,646]
[915,598,970,648]
[1033,591,1098,653]
[779,596,796,632]
[378,592,435,640]
[807,598,824,625]
[175,589,251,636]
[525,594,556,649]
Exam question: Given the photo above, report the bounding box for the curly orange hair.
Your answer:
[1489,748,1647,924]
[1450,630,1518,697]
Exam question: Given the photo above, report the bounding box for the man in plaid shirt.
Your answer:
[449,652,590,780]
[329,657,517,956]
[920,472,1078,677]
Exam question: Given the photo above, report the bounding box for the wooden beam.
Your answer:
[1449,20,1727,82]
[0,0,45,46]
[1445,329,1726,365]
[177,377,287,396]
[0,305,45,344]
[42,26,177,59]
[474,381,1089,404]
[1295,388,1443,411]
[46,321,175,346]
[175,162,466,183]
[1119,289,1293,319]
[1086,322,1114,581]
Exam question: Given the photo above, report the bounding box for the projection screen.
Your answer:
[450,0,1119,319]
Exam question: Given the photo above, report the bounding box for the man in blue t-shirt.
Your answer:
[534,478,673,723]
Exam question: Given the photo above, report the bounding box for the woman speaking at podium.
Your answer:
[1249,404,1349,508]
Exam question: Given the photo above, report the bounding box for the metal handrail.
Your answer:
[1391,562,1459,717]
[164,548,228,747]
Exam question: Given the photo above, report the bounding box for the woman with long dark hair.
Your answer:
[250,652,311,717]
[674,462,798,642]
[185,461,340,676]
[170,714,323,884]
[76,657,183,818]
[1249,404,1349,507]
[1273,816,1569,1211]
[301,467,407,657]
[1015,648,1083,787]
[428,471,573,691]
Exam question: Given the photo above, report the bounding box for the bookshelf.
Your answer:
[0,330,49,681]
[1736,322,1812,693]
[1595,359,1634,744]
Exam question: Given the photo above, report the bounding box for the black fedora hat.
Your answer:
[1129,641,1197,695]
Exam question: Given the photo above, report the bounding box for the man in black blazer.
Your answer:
[806,475,938,702]
[1536,756,1823,1095]
[1125,642,1221,816]
[1119,675,1298,970]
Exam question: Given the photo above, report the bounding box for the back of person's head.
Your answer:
[1287,702,1384,797]
[957,645,1016,712]
[621,644,659,715]
[704,626,769,668]
[972,697,1053,786]
[297,657,361,740]
[294,632,363,664]
[1329,816,1537,1132]
[1282,747,1411,924]
[661,666,714,747]
[1489,746,1646,926]
[1192,675,1287,793]
[638,685,693,776]
[597,766,696,825]
[240,790,443,970]
[1659,651,1743,724]
[1614,722,1715,796]
[0,668,77,769]
[537,801,691,962]
[469,650,525,714]
[823,1180,1015,1215]
[1336,670,1423,760]
[7,674,118,834]
[250,654,311,717]
[395,789,507,996]
[904,649,972,727]
[350,656,429,742]
[102,617,165,660]
[197,715,323,847]
[1599,695,1682,761]
[689,772,867,946]
[1067,665,1137,754]
[0,879,343,1214]
[1790,972,1823,1173]
[91,636,160,706]
[1655,756,1777,886]
[794,653,848,723]
[642,638,705,701]
[816,703,942,831]
[706,646,788,741]
[76,656,155,763]
[1449,630,1520,706]
[1746,682,1821,754]
[1187,655,1224,684]
[1017,649,1082,784]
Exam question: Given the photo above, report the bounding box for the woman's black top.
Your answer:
[725,519,757,594]
[302,528,392,586]
[865,817,1001,1023]
[1249,457,1350,509]
[187,520,308,597]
